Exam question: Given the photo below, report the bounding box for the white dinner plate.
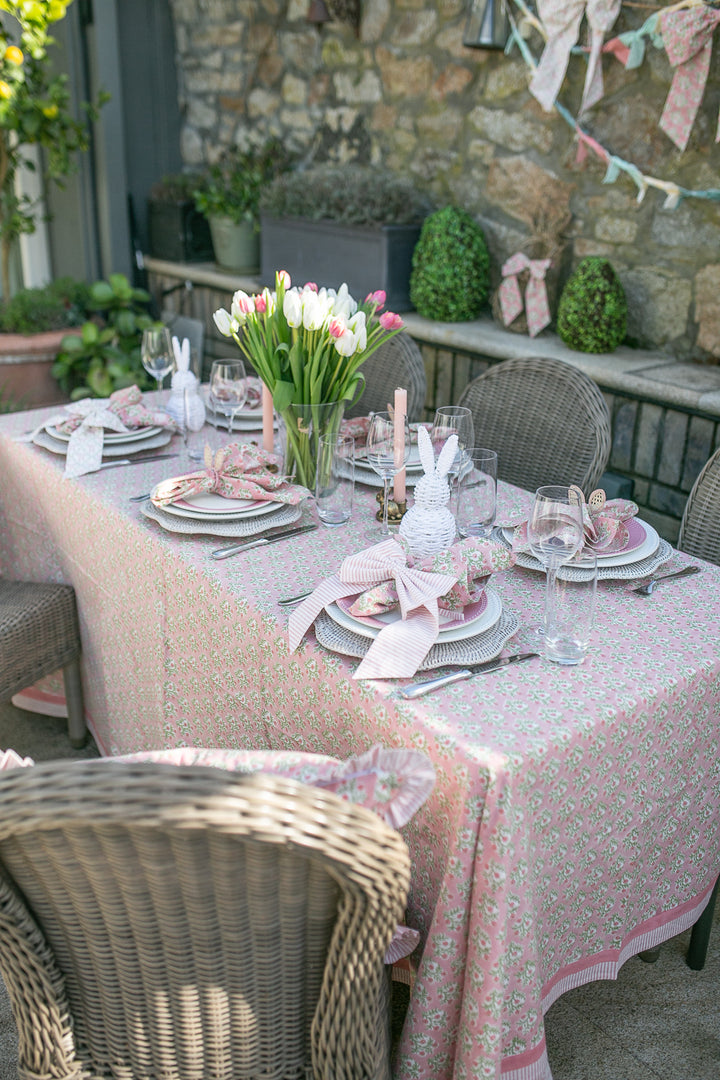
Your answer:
[502,518,660,569]
[325,586,502,644]
[153,488,285,522]
[33,427,173,457]
[46,424,162,445]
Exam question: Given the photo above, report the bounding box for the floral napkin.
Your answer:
[41,385,176,479]
[508,489,639,557]
[151,442,311,507]
[289,535,515,679]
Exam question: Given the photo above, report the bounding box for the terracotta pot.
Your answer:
[0,328,78,409]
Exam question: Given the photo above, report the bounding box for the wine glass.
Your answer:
[527,485,585,643]
[209,360,247,437]
[431,406,475,507]
[141,328,175,397]
[365,409,411,538]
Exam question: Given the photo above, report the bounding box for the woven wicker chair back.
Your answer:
[0,580,80,702]
[678,447,720,565]
[458,356,611,494]
[0,761,409,1080]
[345,331,426,423]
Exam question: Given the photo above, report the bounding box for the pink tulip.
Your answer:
[379,311,403,330]
[304,282,318,292]
[365,289,386,308]
[328,315,347,340]
[255,294,267,314]
[277,270,291,288]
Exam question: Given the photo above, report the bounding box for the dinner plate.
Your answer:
[46,424,162,445]
[501,518,660,569]
[153,489,285,522]
[141,499,302,537]
[33,427,173,458]
[326,586,502,644]
[349,454,473,489]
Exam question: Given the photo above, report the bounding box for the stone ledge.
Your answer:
[145,256,720,419]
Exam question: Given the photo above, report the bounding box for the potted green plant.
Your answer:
[0,1,105,301]
[0,276,90,406]
[53,273,158,399]
[259,164,431,311]
[147,172,213,263]
[194,138,294,274]
[410,207,491,322]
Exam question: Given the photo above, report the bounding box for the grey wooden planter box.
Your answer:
[260,215,421,311]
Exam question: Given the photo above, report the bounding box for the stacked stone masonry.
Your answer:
[167,0,720,360]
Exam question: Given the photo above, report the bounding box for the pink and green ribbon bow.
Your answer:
[151,442,310,507]
[659,5,720,153]
[498,253,552,338]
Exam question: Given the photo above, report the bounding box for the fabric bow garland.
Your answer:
[530,0,621,115]
[498,253,552,338]
[659,5,720,153]
[289,537,459,679]
[151,443,310,507]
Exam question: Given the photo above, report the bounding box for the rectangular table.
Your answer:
[1,403,719,1080]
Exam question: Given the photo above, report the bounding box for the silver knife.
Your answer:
[99,453,179,469]
[397,652,539,700]
[211,523,318,559]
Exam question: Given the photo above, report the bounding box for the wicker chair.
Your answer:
[457,356,612,493]
[0,580,86,747]
[345,331,426,423]
[0,760,410,1080]
[678,446,720,566]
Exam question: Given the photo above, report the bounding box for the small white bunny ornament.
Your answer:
[399,426,458,559]
[166,336,206,432]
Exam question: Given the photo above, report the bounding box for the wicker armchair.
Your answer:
[457,356,612,493]
[0,580,86,747]
[678,446,720,566]
[0,760,410,1080]
[345,331,426,422]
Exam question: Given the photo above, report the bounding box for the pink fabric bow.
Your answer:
[498,253,552,338]
[55,385,174,435]
[530,0,621,114]
[351,537,515,616]
[659,6,720,152]
[151,442,310,507]
[289,537,459,679]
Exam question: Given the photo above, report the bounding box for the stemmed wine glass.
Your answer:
[431,406,475,504]
[527,485,585,642]
[209,360,247,437]
[365,409,411,538]
[141,328,175,398]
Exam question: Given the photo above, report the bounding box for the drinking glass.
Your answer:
[457,448,498,538]
[209,360,247,437]
[365,409,410,537]
[141,328,175,395]
[527,485,585,641]
[544,553,598,665]
[315,433,354,526]
[431,406,475,510]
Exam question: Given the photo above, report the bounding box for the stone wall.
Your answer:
[167,0,719,358]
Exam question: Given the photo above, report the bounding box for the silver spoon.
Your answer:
[129,492,151,503]
[277,590,313,607]
[631,565,700,595]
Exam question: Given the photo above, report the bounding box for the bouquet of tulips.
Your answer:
[213,270,404,487]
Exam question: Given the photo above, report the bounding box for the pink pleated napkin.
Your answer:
[509,490,639,556]
[151,442,311,507]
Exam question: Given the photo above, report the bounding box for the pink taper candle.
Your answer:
[393,386,407,504]
[261,384,274,453]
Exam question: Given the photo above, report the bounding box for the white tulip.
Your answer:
[283,289,303,327]
[213,308,234,336]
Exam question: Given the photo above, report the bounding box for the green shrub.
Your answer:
[409,207,490,321]
[0,276,91,334]
[557,257,627,353]
[260,164,430,227]
[194,138,295,225]
[52,273,157,399]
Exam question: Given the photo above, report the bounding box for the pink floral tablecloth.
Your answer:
[1,402,719,1080]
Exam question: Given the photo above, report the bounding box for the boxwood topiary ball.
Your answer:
[410,206,490,321]
[557,257,627,353]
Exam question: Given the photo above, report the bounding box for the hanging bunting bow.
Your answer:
[498,253,552,338]
[659,5,720,153]
[530,0,621,114]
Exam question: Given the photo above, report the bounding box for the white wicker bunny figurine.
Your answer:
[166,336,205,432]
[399,426,458,559]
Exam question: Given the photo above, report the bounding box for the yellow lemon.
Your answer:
[42,103,58,118]
[48,1,66,19]
[4,46,23,66]
[0,81,12,100]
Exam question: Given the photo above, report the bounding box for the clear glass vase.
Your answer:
[280,400,346,490]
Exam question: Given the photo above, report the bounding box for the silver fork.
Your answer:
[632,565,700,595]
